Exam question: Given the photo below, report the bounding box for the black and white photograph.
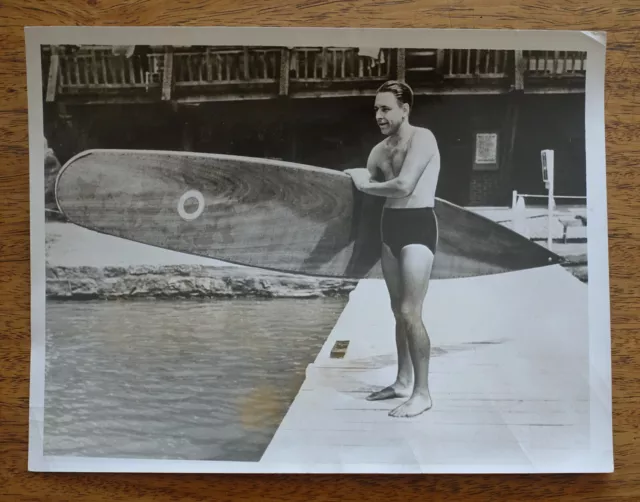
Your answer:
[26,27,612,473]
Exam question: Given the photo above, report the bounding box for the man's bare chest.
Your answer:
[378,144,409,179]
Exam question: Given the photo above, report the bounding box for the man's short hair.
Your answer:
[377,80,414,111]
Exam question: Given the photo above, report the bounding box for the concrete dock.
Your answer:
[260,264,608,473]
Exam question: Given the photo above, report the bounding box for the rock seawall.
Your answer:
[46,255,588,300]
[46,265,359,300]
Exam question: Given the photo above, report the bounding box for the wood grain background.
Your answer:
[1,1,638,500]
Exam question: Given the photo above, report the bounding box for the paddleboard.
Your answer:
[54,149,562,279]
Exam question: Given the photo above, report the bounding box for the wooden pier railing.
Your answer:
[173,48,280,86]
[442,49,512,79]
[523,50,587,77]
[55,48,165,93]
[44,46,587,103]
[289,48,392,82]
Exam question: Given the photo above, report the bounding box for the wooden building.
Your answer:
[41,46,587,207]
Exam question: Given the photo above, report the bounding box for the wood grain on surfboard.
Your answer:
[54,149,562,279]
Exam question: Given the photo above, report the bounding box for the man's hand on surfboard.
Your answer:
[344,168,371,190]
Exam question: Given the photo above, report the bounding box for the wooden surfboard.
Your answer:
[54,149,562,280]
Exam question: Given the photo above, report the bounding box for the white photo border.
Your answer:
[26,26,611,474]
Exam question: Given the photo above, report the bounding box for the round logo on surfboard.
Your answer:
[177,189,205,221]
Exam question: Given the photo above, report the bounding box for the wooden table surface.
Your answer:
[1,1,638,500]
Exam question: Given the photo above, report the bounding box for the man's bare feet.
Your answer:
[389,392,432,417]
[366,382,411,401]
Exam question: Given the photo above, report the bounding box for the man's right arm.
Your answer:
[366,143,382,182]
[343,143,382,192]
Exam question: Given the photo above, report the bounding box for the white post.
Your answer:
[541,149,555,251]
[511,189,517,231]
[513,193,529,238]
[547,177,554,250]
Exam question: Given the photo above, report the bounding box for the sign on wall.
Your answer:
[473,132,499,170]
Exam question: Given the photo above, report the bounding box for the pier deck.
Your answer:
[261,265,608,473]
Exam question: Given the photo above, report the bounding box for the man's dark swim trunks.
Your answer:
[380,207,438,259]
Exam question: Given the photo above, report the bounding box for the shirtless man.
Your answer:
[344,80,440,418]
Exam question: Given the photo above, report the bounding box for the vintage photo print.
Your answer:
[26,27,611,473]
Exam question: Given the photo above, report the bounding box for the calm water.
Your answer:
[44,298,347,461]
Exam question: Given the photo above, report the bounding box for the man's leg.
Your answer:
[389,243,434,418]
[366,243,413,401]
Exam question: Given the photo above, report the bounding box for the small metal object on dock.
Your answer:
[330,340,350,359]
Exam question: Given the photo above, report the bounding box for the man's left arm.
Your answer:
[353,128,437,198]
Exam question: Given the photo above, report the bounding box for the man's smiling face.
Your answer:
[374,92,408,136]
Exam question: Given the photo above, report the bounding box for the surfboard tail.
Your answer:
[343,191,562,280]
[431,198,563,279]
